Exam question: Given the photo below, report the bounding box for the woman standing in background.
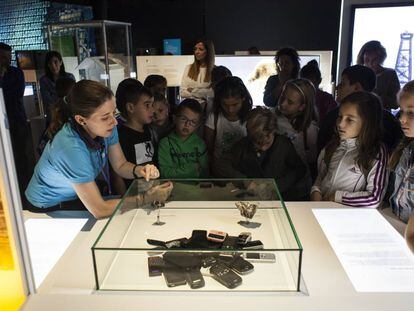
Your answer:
[357,40,400,110]
[180,39,215,109]
[39,51,75,121]
[263,47,300,108]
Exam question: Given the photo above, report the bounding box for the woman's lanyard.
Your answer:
[69,119,113,195]
[100,143,112,195]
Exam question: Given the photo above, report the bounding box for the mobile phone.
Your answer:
[163,267,187,287]
[209,262,242,289]
[191,230,207,239]
[237,232,252,245]
[207,230,228,243]
[217,254,235,264]
[147,239,166,248]
[228,256,254,275]
[147,256,165,277]
[221,236,239,249]
[185,268,205,289]
[201,256,218,268]
[165,238,188,249]
[243,252,276,263]
[242,240,264,250]
[163,252,202,269]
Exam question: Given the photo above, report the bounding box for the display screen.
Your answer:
[216,55,320,106]
[163,39,182,55]
[24,84,34,97]
[351,4,414,85]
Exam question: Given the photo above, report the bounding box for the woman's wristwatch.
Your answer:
[132,164,140,179]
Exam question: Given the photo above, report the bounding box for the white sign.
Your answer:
[313,209,414,292]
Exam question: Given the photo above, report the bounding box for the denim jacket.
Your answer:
[390,141,414,223]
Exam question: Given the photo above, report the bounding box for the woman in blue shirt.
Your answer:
[26,80,168,219]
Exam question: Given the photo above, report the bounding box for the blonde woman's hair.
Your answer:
[389,80,414,168]
[188,39,215,82]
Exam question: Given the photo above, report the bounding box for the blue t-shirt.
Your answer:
[25,123,118,208]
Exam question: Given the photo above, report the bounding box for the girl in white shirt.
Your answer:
[311,91,388,208]
[204,76,253,177]
[180,39,215,107]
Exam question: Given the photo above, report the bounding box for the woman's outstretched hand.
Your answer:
[138,164,160,181]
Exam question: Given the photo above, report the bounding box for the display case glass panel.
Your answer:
[0,89,28,309]
[47,20,134,92]
[92,179,302,292]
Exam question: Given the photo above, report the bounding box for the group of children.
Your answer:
[101,59,413,231]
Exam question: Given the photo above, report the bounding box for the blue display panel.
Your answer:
[163,39,182,55]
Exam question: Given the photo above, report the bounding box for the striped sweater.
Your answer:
[311,138,389,208]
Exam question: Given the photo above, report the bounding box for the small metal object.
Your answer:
[152,201,165,226]
[235,201,258,220]
[235,201,260,228]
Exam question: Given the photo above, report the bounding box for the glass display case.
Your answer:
[0,89,34,308]
[47,20,134,92]
[92,179,302,292]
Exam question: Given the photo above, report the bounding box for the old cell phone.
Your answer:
[163,267,187,287]
[242,240,264,250]
[217,254,235,264]
[165,238,189,249]
[243,252,276,263]
[163,252,202,269]
[148,256,165,277]
[209,262,242,289]
[237,232,252,245]
[147,239,166,248]
[201,256,218,268]
[185,268,205,289]
[207,230,228,243]
[221,236,239,249]
[228,256,254,275]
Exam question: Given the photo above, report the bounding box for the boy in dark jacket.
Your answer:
[232,107,311,200]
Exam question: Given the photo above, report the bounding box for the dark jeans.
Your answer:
[26,198,86,213]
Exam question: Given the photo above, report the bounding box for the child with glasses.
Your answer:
[158,99,208,178]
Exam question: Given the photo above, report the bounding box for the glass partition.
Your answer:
[47,20,134,92]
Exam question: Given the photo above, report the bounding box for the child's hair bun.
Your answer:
[307,59,319,68]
